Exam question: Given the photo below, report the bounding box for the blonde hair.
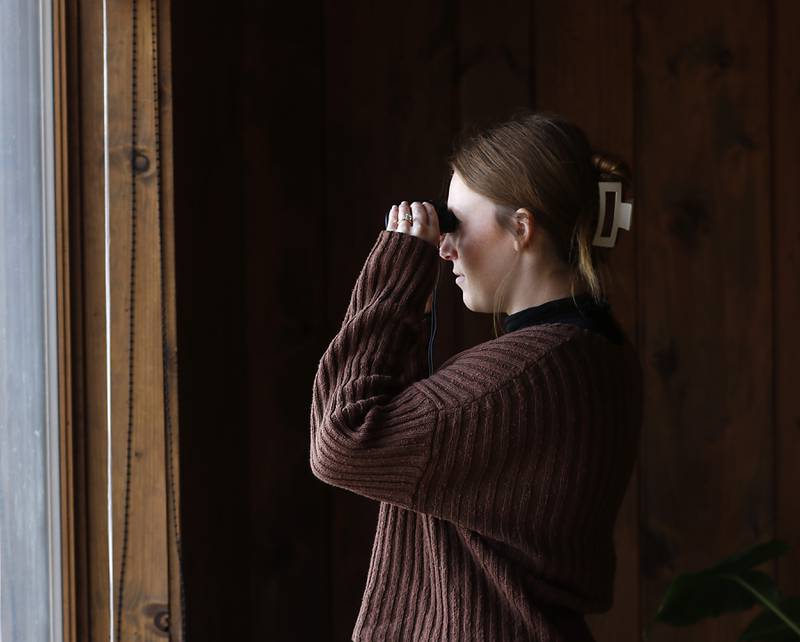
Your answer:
[446,109,632,337]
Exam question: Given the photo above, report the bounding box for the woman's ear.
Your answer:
[514,208,534,250]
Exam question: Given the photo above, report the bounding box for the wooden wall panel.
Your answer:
[533,2,639,640]
[240,3,328,641]
[164,2,799,640]
[637,1,773,640]
[774,0,800,598]
[170,4,249,642]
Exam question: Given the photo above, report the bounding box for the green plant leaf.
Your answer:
[654,569,781,626]
[739,597,800,641]
[706,540,790,576]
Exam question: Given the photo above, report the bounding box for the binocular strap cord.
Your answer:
[427,261,441,377]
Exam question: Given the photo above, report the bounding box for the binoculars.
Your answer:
[384,199,460,234]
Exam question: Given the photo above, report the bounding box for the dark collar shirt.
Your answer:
[502,292,626,345]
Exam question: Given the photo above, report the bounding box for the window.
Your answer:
[0,0,64,641]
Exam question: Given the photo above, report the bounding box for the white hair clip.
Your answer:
[593,181,633,247]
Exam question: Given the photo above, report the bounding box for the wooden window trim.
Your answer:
[56,1,184,640]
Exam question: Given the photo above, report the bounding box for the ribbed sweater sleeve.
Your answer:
[309,230,440,508]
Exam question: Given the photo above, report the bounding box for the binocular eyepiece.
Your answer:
[384,199,460,234]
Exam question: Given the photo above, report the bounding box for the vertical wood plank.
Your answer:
[323,2,458,638]
[75,3,113,639]
[169,3,250,641]
[533,1,639,639]
[637,1,772,640]
[55,0,78,638]
[236,3,330,640]
[773,0,800,599]
[107,0,172,636]
[153,0,184,638]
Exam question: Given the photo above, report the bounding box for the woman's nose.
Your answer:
[438,234,457,260]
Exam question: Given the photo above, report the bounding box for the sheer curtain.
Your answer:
[0,0,64,640]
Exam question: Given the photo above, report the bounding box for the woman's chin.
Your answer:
[461,292,482,313]
[461,292,495,314]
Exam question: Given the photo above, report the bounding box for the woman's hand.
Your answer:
[386,201,440,314]
[385,201,441,249]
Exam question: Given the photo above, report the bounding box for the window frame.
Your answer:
[56,1,183,640]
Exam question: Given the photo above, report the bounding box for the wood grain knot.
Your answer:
[133,150,150,174]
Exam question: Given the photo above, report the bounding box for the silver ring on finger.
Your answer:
[399,212,413,222]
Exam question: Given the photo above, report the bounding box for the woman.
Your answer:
[309,110,643,641]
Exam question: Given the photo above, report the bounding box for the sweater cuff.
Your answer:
[362,230,440,313]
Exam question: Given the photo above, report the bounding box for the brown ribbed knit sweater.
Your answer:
[310,230,643,641]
